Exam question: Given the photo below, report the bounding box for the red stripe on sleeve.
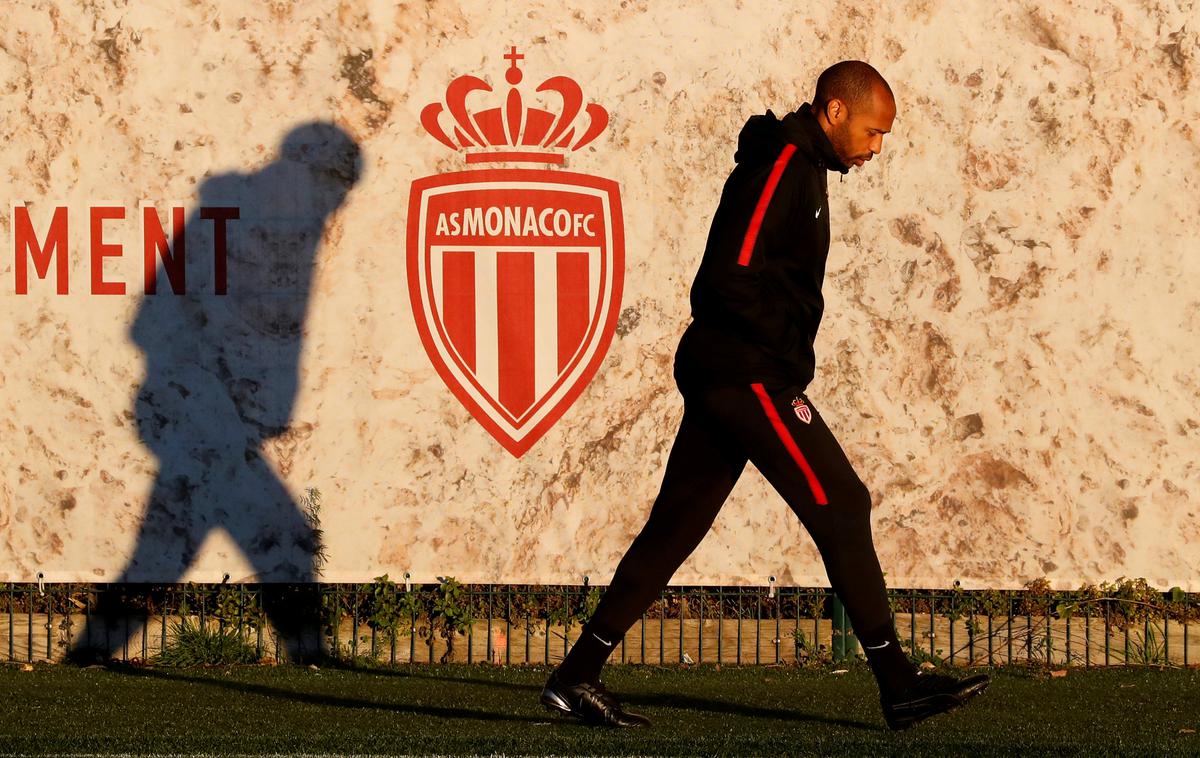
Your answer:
[736,144,797,267]
[750,382,828,505]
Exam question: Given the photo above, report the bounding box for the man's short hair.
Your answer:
[813,61,893,114]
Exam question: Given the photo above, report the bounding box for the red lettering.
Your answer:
[200,207,238,296]
[90,206,125,295]
[14,206,68,294]
[143,206,186,294]
[12,205,240,296]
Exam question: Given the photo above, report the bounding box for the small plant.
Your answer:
[1166,586,1196,623]
[1001,610,1056,667]
[900,637,945,667]
[1101,577,1162,627]
[362,575,398,636]
[795,590,826,620]
[947,581,966,623]
[978,588,1010,617]
[1125,623,1168,666]
[1017,578,1054,616]
[430,576,474,663]
[212,583,265,633]
[300,488,329,579]
[579,585,601,624]
[792,628,831,666]
[964,617,984,649]
[541,586,600,630]
[154,616,261,666]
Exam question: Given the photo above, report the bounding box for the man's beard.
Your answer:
[829,121,856,165]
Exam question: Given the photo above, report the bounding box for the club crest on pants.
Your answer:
[791,396,812,424]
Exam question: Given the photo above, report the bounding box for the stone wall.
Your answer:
[1,1,1197,588]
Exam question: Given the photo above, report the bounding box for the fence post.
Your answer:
[831,593,858,663]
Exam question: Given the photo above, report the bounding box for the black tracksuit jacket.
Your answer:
[674,102,850,392]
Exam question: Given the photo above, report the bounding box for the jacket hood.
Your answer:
[733,102,849,174]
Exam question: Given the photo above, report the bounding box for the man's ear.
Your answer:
[826,98,845,123]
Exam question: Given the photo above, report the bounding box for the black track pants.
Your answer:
[588,380,895,643]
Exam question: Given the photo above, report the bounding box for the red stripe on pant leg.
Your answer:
[442,251,476,372]
[497,251,536,417]
[737,144,797,267]
[750,383,828,505]
[556,251,590,372]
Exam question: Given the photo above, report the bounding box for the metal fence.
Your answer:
[2,580,1196,668]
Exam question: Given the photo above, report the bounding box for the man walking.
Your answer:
[540,61,989,730]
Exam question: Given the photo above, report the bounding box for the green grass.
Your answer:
[0,661,1197,756]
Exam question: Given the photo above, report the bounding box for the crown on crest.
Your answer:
[420,47,609,165]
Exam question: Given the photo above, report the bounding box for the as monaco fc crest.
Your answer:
[408,48,624,457]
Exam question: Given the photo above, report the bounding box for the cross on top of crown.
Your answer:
[504,46,524,85]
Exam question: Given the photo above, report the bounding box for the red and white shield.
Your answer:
[791,397,812,425]
[407,168,624,457]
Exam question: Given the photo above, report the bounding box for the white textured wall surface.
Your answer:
[1,1,1197,588]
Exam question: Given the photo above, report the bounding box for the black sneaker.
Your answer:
[540,670,652,727]
[881,671,990,730]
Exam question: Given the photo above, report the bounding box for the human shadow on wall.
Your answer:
[67,122,362,664]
